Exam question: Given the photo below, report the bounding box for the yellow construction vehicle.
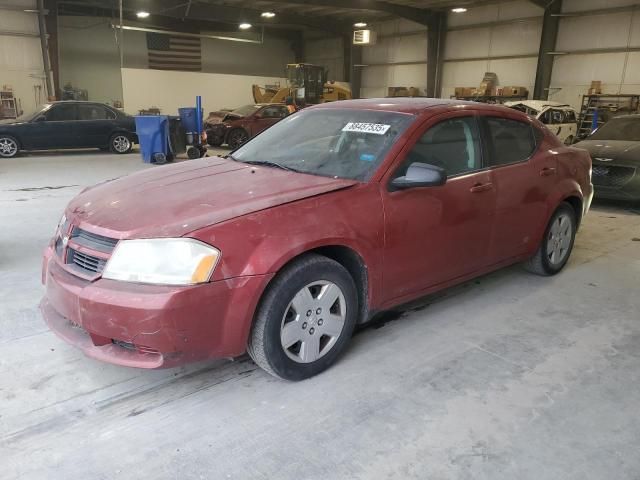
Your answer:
[252,63,352,106]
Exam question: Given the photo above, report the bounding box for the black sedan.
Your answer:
[574,114,640,202]
[0,101,137,158]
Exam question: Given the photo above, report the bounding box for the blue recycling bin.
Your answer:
[178,107,200,133]
[135,115,170,163]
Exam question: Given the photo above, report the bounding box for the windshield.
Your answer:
[230,104,261,117]
[590,116,640,141]
[230,108,414,181]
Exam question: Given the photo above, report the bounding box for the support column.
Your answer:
[290,30,304,64]
[343,33,362,98]
[44,0,59,99]
[426,12,446,98]
[37,0,54,99]
[533,0,562,100]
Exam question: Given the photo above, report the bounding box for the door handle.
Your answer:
[469,182,493,193]
[540,167,557,177]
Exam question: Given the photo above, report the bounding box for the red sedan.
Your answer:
[41,99,593,380]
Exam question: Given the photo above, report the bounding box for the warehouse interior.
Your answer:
[2,0,640,479]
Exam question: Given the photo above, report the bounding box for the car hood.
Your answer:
[573,139,640,167]
[66,157,357,239]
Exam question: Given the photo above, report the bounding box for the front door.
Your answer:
[249,105,288,136]
[480,114,558,264]
[29,103,78,149]
[381,113,496,303]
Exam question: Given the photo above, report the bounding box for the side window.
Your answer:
[486,117,536,167]
[261,107,280,118]
[564,110,577,123]
[78,105,114,120]
[46,104,77,121]
[551,109,564,124]
[277,106,289,118]
[539,110,551,124]
[396,116,482,178]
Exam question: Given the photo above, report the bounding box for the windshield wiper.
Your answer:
[241,160,302,173]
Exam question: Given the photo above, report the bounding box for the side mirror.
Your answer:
[391,162,447,190]
[253,113,263,119]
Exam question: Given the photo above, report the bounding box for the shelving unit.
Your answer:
[0,90,19,119]
[451,94,528,104]
[577,94,640,138]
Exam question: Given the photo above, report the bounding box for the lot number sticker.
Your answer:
[342,122,391,135]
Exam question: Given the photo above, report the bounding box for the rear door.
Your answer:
[29,103,78,149]
[76,104,117,147]
[381,112,496,302]
[480,114,557,264]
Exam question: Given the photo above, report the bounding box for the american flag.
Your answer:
[146,32,201,72]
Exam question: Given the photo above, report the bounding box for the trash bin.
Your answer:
[178,107,200,133]
[168,116,187,157]
[135,115,171,163]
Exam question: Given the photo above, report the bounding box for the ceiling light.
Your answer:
[239,23,252,30]
[261,12,276,18]
[451,7,467,13]
[136,11,150,18]
[354,22,367,28]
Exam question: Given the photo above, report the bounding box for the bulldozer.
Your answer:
[252,63,352,106]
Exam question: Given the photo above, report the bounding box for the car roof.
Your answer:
[311,97,490,114]
[504,100,573,110]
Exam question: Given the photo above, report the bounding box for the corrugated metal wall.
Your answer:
[0,0,47,113]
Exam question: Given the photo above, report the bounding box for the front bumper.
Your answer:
[41,247,272,368]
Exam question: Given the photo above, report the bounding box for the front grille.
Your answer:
[592,165,636,188]
[68,249,107,274]
[71,227,119,253]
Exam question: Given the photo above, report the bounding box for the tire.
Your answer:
[109,133,132,154]
[207,135,223,147]
[227,128,249,149]
[524,202,577,276]
[0,135,19,158]
[248,254,358,381]
[186,146,200,159]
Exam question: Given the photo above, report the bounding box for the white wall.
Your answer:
[549,0,640,109]
[441,0,543,99]
[0,0,47,114]
[121,68,286,116]
[58,16,295,110]
[360,18,428,98]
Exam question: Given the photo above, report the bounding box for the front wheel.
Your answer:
[0,135,19,158]
[248,254,358,380]
[227,128,249,149]
[109,133,132,154]
[525,202,577,276]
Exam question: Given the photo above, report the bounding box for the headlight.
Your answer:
[102,238,220,285]
[55,213,67,235]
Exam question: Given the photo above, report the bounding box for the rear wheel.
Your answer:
[525,202,577,276]
[248,254,358,380]
[227,128,249,149]
[110,133,132,154]
[0,135,19,158]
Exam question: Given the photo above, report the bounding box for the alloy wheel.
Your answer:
[0,137,18,157]
[112,135,131,153]
[280,281,347,363]
[546,213,572,265]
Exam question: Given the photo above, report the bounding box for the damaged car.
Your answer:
[41,98,593,380]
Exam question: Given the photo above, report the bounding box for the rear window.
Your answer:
[486,117,536,166]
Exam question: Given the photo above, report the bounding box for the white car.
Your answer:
[505,100,578,145]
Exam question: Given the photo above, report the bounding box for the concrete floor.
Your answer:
[1,151,640,480]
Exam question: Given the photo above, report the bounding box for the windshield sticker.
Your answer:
[342,122,391,135]
[360,153,376,162]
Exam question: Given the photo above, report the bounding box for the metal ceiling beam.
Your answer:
[255,0,435,25]
[124,0,353,34]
